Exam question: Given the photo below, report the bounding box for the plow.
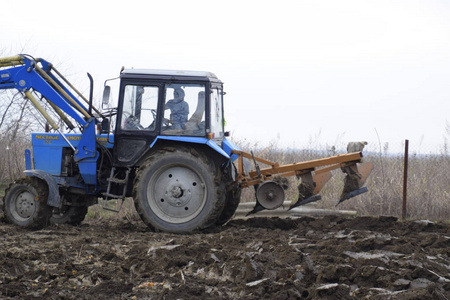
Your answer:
[231,148,372,215]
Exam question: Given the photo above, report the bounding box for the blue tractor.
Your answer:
[0,55,372,233]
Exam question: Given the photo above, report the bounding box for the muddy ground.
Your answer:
[0,214,450,299]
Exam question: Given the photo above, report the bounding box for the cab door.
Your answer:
[113,83,162,167]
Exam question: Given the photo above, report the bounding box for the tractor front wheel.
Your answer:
[51,194,90,225]
[3,177,52,229]
[133,148,226,233]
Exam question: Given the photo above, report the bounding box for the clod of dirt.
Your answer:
[1,215,450,299]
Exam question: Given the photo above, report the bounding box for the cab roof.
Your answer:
[121,68,221,83]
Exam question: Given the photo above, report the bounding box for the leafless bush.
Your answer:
[0,89,43,185]
[0,137,30,183]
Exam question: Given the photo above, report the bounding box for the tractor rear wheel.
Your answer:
[216,187,241,225]
[51,205,88,225]
[133,147,226,233]
[3,177,52,229]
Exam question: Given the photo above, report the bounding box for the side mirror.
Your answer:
[102,86,111,105]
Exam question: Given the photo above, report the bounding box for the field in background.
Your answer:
[238,140,450,221]
[1,138,450,221]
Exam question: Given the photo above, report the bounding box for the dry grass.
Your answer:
[1,138,449,221]
[87,198,140,222]
[235,139,450,221]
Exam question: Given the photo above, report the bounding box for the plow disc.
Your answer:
[256,181,285,210]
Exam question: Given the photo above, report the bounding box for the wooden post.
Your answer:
[402,140,409,220]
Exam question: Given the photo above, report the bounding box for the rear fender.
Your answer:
[222,138,241,162]
[150,136,230,159]
[24,170,60,208]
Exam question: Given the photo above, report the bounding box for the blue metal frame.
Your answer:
[73,119,99,185]
[31,132,113,176]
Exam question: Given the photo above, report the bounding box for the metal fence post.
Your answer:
[402,139,409,220]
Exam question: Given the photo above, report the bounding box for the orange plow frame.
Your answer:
[230,150,373,214]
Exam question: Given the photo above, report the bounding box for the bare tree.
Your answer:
[0,89,45,183]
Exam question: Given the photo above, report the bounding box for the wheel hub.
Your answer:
[165,182,192,207]
[15,191,36,219]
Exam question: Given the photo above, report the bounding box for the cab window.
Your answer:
[162,83,206,136]
[121,85,159,130]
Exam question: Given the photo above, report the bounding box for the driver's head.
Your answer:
[174,88,185,100]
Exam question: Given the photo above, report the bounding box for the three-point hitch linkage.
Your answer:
[231,148,373,215]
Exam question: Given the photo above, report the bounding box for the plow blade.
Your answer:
[289,170,332,210]
[289,194,322,210]
[336,161,373,205]
[337,187,368,206]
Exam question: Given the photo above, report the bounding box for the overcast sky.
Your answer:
[2,0,450,153]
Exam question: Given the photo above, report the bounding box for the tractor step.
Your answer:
[103,193,126,199]
[102,167,131,213]
[103,167,131,209]
[107,177,128,184]
[101,204,123,213]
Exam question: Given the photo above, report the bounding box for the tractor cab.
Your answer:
[103,69,226,166]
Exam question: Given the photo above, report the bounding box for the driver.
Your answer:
[165,88,189,129]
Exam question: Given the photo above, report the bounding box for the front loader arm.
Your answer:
[0,54,100,185]
[0,55,90,127]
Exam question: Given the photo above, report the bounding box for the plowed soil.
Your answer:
[1,214,450,299]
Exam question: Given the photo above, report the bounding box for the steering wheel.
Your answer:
[122,112,144,130]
